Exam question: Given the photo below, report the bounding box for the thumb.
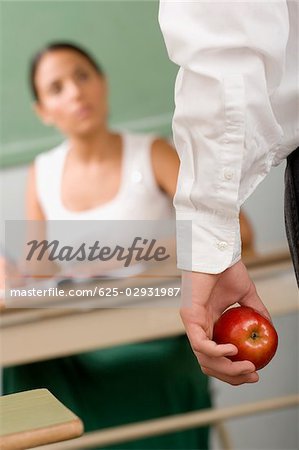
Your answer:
[239,282,272,323]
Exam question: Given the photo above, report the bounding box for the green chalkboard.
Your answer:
[0,0,177,168]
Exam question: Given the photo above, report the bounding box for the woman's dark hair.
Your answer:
[30,42,104,101]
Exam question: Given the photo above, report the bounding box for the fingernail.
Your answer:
[248,373,259,382]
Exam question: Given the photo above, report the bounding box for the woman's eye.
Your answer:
[48,82,62,95]
[76,71,89,81]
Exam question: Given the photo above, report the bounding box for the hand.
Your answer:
[180,260,271,385]
[0,256,24,311]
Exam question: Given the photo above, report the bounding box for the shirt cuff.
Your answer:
[176,210,241,274]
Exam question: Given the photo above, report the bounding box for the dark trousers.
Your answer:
[284,146,299,287]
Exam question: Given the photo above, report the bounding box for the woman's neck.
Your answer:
[68,127,119,163]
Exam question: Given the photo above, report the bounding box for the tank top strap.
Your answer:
[124,133,160,193]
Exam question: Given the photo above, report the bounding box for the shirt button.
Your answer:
[224,168,234,181]
[217,241,228,251]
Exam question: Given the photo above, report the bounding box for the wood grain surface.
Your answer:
[0,389,83,450]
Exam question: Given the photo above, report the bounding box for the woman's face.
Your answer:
[34,49,108,136]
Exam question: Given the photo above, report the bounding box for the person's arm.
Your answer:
[0,165,48,307]
[239,211,255,257]
[151,138,179,198]
[159,0,288,273]
[152,138,256,256]
[159,1,288,384]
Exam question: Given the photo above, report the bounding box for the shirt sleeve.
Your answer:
[159,0,289,274]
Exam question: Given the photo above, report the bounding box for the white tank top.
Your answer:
[35,133,174,221]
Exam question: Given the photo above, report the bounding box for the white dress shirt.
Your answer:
[159,0,299,274]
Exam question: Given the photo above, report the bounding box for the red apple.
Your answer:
[213,306,278,370]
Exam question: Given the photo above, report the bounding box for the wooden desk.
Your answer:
[0,389,83,450]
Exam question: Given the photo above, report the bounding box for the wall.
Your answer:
[1,0,176,167]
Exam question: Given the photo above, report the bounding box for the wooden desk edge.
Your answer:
[0,418,83,450]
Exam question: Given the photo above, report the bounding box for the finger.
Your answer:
[201,366,259,386]
[191,337,238,359]
[197,354,256,377]
[180,313,239,358]
[236,278,271,320]
[240,289,272,322]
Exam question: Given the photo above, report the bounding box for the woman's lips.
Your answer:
[74,105,93,119]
